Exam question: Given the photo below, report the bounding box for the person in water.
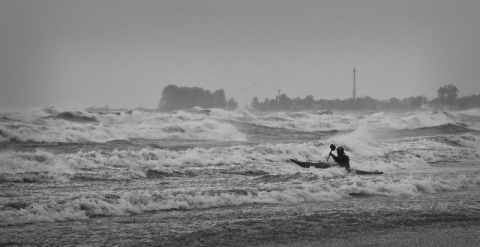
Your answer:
[290,146,350,170]
[290,146,383,174]
[328,146,350,170]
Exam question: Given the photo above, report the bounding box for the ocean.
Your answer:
[1,107,480,246]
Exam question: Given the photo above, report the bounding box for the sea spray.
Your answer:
[0,110,247,143]
[2,132,480,183]
[1,108,480,229]
[2,170,479,226]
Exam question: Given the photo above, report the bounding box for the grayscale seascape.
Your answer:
[2,1,480,246]
[1,109,480,246]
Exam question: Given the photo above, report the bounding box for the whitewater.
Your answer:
[1,107,480,246]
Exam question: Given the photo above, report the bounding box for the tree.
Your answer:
[158,85,181,111]
[406,96,426,109]
[387,97,401,111]
[304,95,314,109]
[158,85,235,111]
[278,94,293,110]
[227,98,239,110]
[251,97,260,110]
[456,94,480,110]
[213,89,227,108]
[437,84,458,107]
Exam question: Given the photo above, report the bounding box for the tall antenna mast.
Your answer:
[353,68,356,100]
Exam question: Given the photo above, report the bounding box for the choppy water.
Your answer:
[1,107,480,245]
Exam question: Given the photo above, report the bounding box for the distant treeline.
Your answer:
[158,85,238,111]
[250,84,480,112]
[251,94,428,112]
[157,84,479,112]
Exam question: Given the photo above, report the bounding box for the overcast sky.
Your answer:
[1,0,479,111]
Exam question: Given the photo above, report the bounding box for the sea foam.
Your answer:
[0,110,246,143]
[2,171,479,226]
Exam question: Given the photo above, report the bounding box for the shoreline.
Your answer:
[271,222,480,247]
[2,200,480,246]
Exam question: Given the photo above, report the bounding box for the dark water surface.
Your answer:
[1,109,480,246]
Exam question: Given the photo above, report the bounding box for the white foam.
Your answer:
[2,130,479,183]
[232,110,471,132]
[0,150,73,182]
[0,110,246,143]
[356,111,458,130]
[458,108,480,117]
[2,171,479,226]
[2,109,479,144]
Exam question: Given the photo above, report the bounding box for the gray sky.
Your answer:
[1,0,479,111]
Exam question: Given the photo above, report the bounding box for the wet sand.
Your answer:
[322,224,480,247]
[2,192,479,247]
[261,223,480,247]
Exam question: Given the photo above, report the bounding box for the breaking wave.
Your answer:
[2,129,479,184]
[2,170,479,226]
[0,110,246,143]
[1,107,480,226]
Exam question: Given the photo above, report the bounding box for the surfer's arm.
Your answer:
[329,153,338,161]
[328,154,341,167]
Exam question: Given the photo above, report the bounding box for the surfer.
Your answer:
[328,146,350,170]
[290,145,349,170]
[290,145,383,175]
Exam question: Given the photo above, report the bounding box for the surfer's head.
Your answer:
[336,146,345,155]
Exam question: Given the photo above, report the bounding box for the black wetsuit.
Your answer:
[290,152,350,170]
[329,153,350,170]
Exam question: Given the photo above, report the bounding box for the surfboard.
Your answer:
[351,169,383,175]
[290,159,332,169]
[290,159,384,174]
